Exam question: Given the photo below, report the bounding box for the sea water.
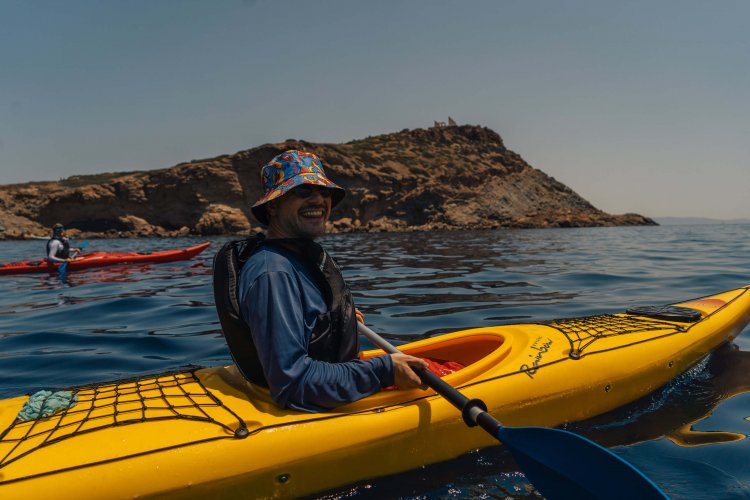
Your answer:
[1,224,749,498]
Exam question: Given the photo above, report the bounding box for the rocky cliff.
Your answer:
[0,125,655,239]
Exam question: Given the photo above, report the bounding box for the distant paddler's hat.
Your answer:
[251,150,345,225]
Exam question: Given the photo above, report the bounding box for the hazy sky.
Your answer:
[2,1,748,219]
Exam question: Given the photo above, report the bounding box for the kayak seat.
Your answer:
[423,357,465,376]
[382,357,465,390]
[625,305,702,322]
[137,251,153,255]
[27,261,42,266]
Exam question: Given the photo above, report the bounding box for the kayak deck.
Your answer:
[1,285,749,498]
[0,242,210,275]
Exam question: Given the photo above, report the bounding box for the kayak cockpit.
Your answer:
[202,330,512,416]
[349,330,512,408]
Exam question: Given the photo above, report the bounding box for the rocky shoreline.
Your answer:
[0,125,655,240]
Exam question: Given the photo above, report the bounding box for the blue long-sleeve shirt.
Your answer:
[238,244,394,412]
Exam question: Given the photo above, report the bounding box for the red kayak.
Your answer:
[0,242,210,275]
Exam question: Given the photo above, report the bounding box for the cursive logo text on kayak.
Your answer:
[520,337,553,379]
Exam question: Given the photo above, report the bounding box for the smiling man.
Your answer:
[214,150,426,412]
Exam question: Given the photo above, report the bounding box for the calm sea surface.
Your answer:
[1,224,749,498]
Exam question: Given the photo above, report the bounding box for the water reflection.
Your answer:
[569,342,750,448]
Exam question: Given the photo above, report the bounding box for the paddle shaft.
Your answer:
[358,323,497,433]
[58,241,89,273]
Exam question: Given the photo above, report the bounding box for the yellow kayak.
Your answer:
[1,285,749,499]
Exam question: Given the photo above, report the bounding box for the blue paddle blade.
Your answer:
[497,426,668,500]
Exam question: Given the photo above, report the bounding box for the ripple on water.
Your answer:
[1,228,750,498]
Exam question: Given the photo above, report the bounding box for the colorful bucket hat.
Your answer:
[251,150,345,225]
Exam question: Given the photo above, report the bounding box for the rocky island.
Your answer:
[0,124,655,240]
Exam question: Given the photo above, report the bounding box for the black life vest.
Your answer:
[212,233,359,386]
[46,236,70,260]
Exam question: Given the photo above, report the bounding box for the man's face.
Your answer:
[266,185,333,239]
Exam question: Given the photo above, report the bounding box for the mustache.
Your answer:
[299,203,327,210]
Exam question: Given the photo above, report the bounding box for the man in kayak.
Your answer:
[46,223,81,264]
[216,150,427,412]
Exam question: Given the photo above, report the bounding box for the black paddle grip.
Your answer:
[474,410,502,437]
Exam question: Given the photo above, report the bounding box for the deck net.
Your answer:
[0,370,247,473]
[544,314,683,358]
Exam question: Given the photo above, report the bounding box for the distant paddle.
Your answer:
[357,323,668,499]
[58,241,89,274]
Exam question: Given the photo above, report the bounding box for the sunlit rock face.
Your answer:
[0,125,655,240]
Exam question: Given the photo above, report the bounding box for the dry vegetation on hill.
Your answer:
[0,125,654,240]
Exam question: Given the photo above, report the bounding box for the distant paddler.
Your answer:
[45,223,82,264]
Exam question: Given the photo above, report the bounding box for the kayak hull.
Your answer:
[0,242,210,275]
[1,285,749,498]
